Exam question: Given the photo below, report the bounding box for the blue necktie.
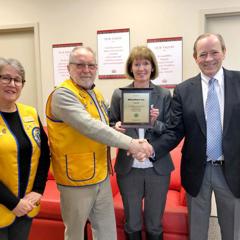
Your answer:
[206,79,223,160]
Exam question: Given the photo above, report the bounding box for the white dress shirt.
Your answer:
[132,128,153,168]
[201,67,224,160]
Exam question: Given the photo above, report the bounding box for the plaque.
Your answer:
[120,88,153,128]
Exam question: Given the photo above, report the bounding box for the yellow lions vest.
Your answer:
[0,103,41,228]
[46,79,109,186]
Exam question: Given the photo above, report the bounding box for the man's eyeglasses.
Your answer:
[0,75,25,86]
[70,62,97,70]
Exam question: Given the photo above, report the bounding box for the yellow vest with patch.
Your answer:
[46,79,109,186]
[0,103,41,228]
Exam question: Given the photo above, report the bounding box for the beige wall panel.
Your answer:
[206,14,240,70]
[0,29,37,108]
[0,0,240,119]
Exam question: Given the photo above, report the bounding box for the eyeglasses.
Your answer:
[70,62,97,70]
[0,75,25,86]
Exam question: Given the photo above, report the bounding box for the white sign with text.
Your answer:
[97,29,130,79]
[147,37,182,87]
[52,43,82,86]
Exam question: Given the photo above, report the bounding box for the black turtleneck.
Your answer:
[0,111,50,210]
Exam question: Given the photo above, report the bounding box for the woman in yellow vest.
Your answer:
[0,58,50,240]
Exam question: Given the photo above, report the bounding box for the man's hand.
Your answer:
[12,199,35,217]
[128,139,153,161]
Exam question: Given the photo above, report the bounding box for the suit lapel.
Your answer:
[192,75,206,136]
[149,82,160,107]
[193,69,234,137]
[223,69,233,136]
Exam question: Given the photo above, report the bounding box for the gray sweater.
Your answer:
[51,87,132,150]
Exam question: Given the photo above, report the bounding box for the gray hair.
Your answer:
[69,46,96,64]
[0,57,25,81]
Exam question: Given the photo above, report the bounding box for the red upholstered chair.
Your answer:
[29,127,65,240]
[30,126,188,239]
[163,141,188,240]
[29,171,65,240]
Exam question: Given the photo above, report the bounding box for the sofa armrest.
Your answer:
[179,186,187,206]
[48,171,55,180]
[110,153,119,197]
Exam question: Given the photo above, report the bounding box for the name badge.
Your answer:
[23,116,34,122]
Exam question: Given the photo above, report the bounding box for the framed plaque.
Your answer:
[120,88,153,128]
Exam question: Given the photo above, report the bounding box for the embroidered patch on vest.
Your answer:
[0,128,7,135]
[32,127,41,147]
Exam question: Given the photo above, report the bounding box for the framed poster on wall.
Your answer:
[97,28,130,79]
[147,37,182,88]
[52,42,82,86]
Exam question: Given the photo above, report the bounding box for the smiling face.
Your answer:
[0,65,23,108]
[131,58,153,84]
[194,35,226,78]
[67,48,97,90]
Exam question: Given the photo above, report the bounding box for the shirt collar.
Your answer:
[201,67,224,86]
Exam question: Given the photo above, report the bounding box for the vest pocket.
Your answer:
[65,152,96,181]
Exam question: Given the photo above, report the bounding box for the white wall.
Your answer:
[1,0,240,119]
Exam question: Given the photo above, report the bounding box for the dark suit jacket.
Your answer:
[109,82,174,176]
[152,69,240,198]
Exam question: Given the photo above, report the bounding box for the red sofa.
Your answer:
[161,142,188,240]
[29,171,65,240]
[103,141,188,240]
[29,142,188,240]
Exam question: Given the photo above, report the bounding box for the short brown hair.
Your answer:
[125,46,159,80]
[193,33,226,58]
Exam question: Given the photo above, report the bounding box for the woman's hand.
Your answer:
[24,192,42,206]
[150,105,159,125]
[12,199,35,217]
[114,121,126,133]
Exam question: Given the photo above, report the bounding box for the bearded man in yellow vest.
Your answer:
[46,46,153,240]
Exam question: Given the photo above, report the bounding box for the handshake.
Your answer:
[114,121,154,161]
[128,139,154,161]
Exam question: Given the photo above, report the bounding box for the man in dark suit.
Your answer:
[152,33,240,240]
